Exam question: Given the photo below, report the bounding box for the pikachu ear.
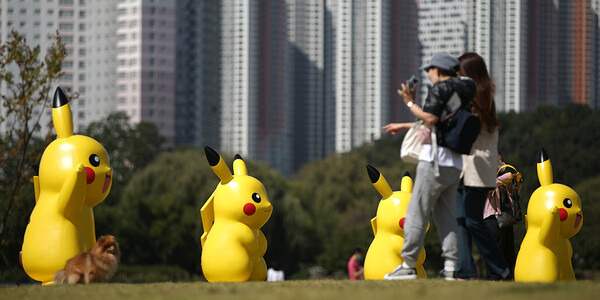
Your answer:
[205,146,233,184]
[367,164,393,199]
[52,87,74,138]
[400,171,413,193]
[232,154,248,176]
[537,147,553,186]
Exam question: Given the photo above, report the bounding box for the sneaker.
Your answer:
[383,265,418,280]
[439,269,457,281]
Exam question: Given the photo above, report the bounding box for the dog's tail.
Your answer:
[53,269,67,284]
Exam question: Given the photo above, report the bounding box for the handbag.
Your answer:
[400,121,430,164]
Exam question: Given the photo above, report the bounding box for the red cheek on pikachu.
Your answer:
[243,203,256,216]
[558,208,568,222]
[85,167,95,184]
[399,217,406,229]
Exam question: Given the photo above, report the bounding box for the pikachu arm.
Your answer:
[258,230,268,256]
[200,192,216,248]
[54,164,88,219]
[30,176,40,203]
[539,206,560,248]
[370,217,377,236]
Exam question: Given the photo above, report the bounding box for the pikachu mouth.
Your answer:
[264,207,272,213]
[103,174,111,193]
[575,213,582,228]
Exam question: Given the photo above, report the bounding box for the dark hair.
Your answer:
[428,66,457,77]
[458,52,499,133]
[353,247,363,254]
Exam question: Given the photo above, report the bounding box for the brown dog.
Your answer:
[53,235,121,284]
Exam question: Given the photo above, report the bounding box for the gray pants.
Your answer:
[402,161,461,265]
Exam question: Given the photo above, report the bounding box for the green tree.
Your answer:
[81,111,165,203]
[0,30,66,282]
[571,176,600,272]
[286,152,378,276]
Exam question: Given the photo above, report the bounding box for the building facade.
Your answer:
[466,0,527,112]
[174,0,221,149]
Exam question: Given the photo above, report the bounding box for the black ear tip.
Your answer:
[234,154,243,161]
[32,163,40,176]
[366,164,380,183]
[204,146,220,166]
[538,147,549,163]
[53,87,68,108]
[403,171,411,178]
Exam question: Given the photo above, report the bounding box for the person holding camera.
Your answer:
[382,52,476,280]
[454,52,511,281]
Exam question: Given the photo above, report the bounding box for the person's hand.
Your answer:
[397,80,417,105]
[382,123,411,135]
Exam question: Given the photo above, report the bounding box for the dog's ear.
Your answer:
[96,235,107,245]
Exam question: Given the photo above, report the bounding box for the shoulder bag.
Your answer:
[400,121,430,164]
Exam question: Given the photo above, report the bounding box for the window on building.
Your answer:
[59,23,73,30]
[59,10,74,17]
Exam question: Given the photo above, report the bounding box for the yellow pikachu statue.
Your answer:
[514,148,583,282]
[200,146,273,282]
[21,87,112,285]
[363,166,426,279]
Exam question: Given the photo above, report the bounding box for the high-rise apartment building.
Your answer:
[220,0,292,174]
[174,0,221,149]
[418,0,467,88]
[288,0,331,171]
[86,1,119,128]
[389,0,421,123]
[0,0,176,147]
[115,0,176,147]
[528,0,599,110]
[220,0,259,160]
[594,0,600,109]
[0,0,94,134]
[466,0,527,112]
[331,0,391,153]
[289,0,419,170]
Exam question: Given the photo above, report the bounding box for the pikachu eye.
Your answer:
[563,198,572,208]
[251,193,261,203]
[89,154,100,167]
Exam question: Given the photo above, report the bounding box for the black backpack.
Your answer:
[438,106,480,154]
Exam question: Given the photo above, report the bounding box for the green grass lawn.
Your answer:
[2,279,600,300]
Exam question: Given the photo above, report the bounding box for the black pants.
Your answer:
[483,216,516,275]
